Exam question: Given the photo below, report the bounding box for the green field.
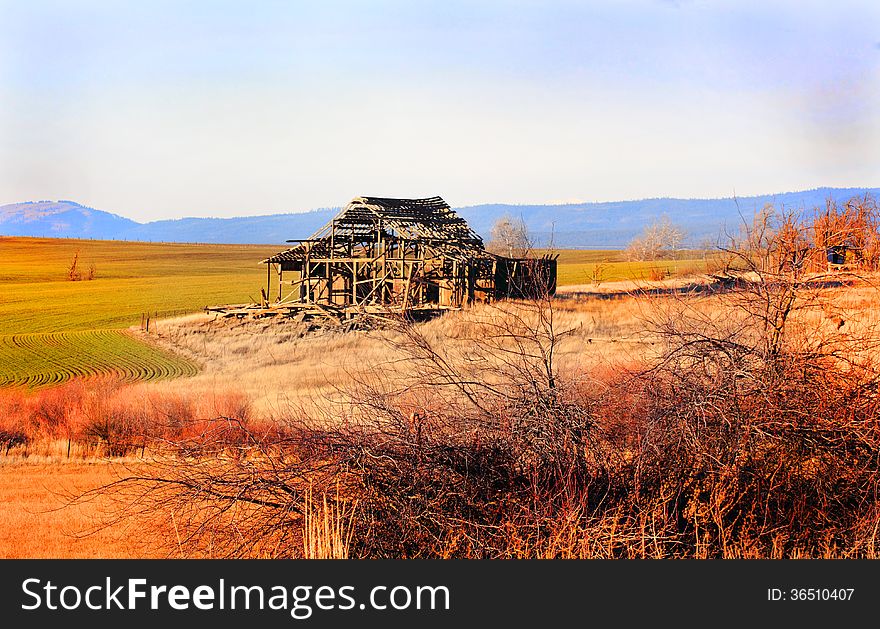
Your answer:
[0,237,279,334]
[536,249,708,286]
[0,237,278,387]
[0,330,199,387]
[0,237,708,387]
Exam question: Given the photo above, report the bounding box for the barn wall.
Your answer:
[493,257,557,299]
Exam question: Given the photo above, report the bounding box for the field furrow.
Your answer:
[0,330,199,388]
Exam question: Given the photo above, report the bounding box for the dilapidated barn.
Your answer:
[213,196,557,321]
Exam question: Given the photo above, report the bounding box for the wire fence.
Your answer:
[139,308,203,331]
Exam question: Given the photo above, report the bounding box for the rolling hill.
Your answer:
[0,200,139,240]
[2,187,878,248]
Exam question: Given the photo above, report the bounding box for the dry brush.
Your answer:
[63,197,880,557]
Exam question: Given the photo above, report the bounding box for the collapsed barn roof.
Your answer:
[263,196,489,264]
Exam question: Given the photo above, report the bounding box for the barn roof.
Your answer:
[332,196,483,243]
[263,196,488,264]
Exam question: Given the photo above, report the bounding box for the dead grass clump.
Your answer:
[646,266,668,281]
[302,486,355,559]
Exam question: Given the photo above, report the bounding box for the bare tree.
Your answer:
[488,215,533,258]
[626,215,688,261]
[67,250,96,281]
[68,251,81,281]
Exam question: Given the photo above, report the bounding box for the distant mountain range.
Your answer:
[2,188,878,248]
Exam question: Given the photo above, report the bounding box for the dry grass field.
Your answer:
[0,460,170,558]
[2,276,879,557]
[0,277,671,557]
[133,294,652,416]
[0,236,691,557]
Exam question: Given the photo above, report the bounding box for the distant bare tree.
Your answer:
[488,215,532,258]
[67,251,81,281]
[67,250,96,281]
[626,215,688,261]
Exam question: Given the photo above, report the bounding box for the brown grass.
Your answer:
[0,461,168,558]
[97,267,880,558]
[131,297,655,418]
[6,273,880,557]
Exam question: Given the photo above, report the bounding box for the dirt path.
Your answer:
[556,274,717,297]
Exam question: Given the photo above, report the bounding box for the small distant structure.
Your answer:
[209,196,557,322]
[826,245,847,268]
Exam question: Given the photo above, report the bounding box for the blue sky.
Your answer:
[1,0,878,220]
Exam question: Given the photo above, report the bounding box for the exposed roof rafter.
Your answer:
[263,196,488,264]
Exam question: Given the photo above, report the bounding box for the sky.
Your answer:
[0,0,878,221]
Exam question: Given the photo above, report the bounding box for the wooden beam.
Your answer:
[352,260,358,305]
[277,264,283,301]
[402,260,417,312]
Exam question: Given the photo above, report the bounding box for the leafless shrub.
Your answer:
[629,204,880,556]
[67,251,81,281]
[79,296,610,557]
[646,266,668,282]
[0,428,28,455]
[627,215,688,261]
[590,261,609,287]
[78,198,880,557]
[67,251,96,281]
[487,215,533,258]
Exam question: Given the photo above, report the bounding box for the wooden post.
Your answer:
[304,248,311,302]
[450,260,458,307]
[352,260,358,306]
[377,223,383,304]
[402,260,416,312]
[327,260,332,305]
[277,263,282,301]
[329,222,336,306]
